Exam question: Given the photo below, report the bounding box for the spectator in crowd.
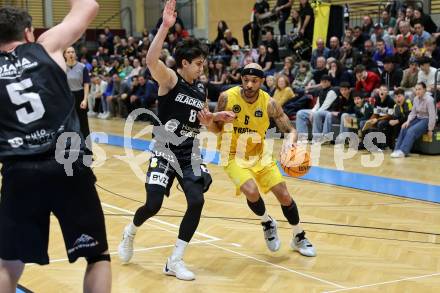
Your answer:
[263,29,280,61]
[88,74,108,117]
[371,23,393,49]
[299,0,315,43]
[361,16,374,36]
[340,39,360,71]
[413,7,437,34]
[128,75,158,117]
[378,88,413,149]
[396,21,413,45]
[292,60,313,95]
[274,0,292,36]
[310,38,329,68]
[328,59,353,87]
[296,75,338,142]
[340,91,374,143]
[328,36,341,59]
[373,38,393,71]
[290,8,302,34]
[391,82,436,158]
[424,38,440,68]
[417,57,440,93]
[273,74,295,107]
[355,64,381,96]
[381,10,396,31]
[265,75,276,95]
[381,57,403,94]
[352,26,366,52]
[219,29,239,61]
[335,82,355,138]
[243,0,270,48]
[363,39,375,57]
[107,73,125,118]
[278,56,296,83]
[257,44,275,75]
[400,57,419,97]
[412,20,432,48]
[394,41,411,69]
[208,59,228,100]
[227,57,242,85]
[212,20,229,54]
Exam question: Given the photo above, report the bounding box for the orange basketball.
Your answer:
[280,146,311,177]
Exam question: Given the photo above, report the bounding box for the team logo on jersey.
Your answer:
[254,107,263,117]
[8,137,24,148]
[232,104,241,113]
[164,119,180,132]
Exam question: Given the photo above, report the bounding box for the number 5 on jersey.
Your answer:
[6,78,45,124]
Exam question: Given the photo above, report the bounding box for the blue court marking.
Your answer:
[91,133,440,203]
[16,289,26,293]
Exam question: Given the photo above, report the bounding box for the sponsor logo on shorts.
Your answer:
[149,171,169,187]
[68,234,99,255]
[8,137,23,148]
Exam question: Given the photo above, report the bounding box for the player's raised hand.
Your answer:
[162,0,177,29]
[214,111,236,123]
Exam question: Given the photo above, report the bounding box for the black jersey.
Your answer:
[0,43,81,161]
[156,73,206,155]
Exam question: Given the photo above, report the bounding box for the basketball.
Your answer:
[281,146,311,177]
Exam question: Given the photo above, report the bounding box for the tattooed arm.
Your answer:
[198,92,234,133]
[268,98,298,152]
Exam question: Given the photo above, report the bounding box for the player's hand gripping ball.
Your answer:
[280,146,311,177]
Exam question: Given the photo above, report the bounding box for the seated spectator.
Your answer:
[400,57,419,97]
[264,75,276,96]
[391,82,436,158]
[291,60,313,95]
[377,88,413,149]
[412,20,432,48]
[381,57,403,94]
[278,56,296,84]
[328,36,341,60]
[361,15,374,36]
[423,38,440,68]
[328,60,353,87]
[173,22,190,42]
[340,39,360,71]
[395,21,413,45]
[296,75,338,142]
[262,29,280,62]
[363,39,375,57]
[107,73,125,118]
[218,29,239,61]
[310,38,329,68]
[381,10,396,31]
[373,39,393,71]
[413,8,437,34]
[336,82,356,138]
[339,91,374,143]
[208,59,228,100]
[128,76,158,118]
[371,23,394,49]
[273,75,295,107]
[306,56,328,93]
[211,20,229,54]
[394,41,411,70]
[257,44,275,76]
[121,57,133,80]
[417,57,440,93]
[355,64,381,96]
[361,84,395,146]
[226,57,242,85]
[352,26,366,52]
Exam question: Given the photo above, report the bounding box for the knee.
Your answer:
[241,183,260,202]
[187,195,205,212]
[0,260,24,284]
[278,191,293,206]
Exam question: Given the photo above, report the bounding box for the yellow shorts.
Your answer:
[224,159,285,195]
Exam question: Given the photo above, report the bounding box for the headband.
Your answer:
[241,68,265,78]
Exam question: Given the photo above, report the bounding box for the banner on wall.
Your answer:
[311,2,344,49]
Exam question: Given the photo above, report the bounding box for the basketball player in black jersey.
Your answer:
[0,3,111,293]
[118,0,234,281]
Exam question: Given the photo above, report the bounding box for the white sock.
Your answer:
[292,225,303,237]
[171,239,188,261]
[126,222,138,235]
[260,211,271,223]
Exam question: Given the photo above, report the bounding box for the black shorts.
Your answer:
[0,159,108,265]
[146,151,212,196]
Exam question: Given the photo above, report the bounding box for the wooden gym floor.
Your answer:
[5,118,440,292]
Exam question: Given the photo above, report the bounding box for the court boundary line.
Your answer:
[322,272,440,292]
[102,201,346,289]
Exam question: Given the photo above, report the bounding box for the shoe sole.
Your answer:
[291,243,317,257]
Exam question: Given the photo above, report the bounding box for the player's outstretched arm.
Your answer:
[37,0,99,68]
[146,0,178,92]
[198,92,231,133]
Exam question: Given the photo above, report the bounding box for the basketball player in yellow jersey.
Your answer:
[198,63,316,256]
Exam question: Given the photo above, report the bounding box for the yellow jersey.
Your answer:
[218,86,271,162]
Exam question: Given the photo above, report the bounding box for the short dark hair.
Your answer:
[417,82,427,89]
[394,88,405,96]
[0,7,32,44]
[339,81,351,89]
[413,19,423,27]
[352,91,364,99]
[383,56,394,64]
[354,64,366,74]
[175,38,208,69]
